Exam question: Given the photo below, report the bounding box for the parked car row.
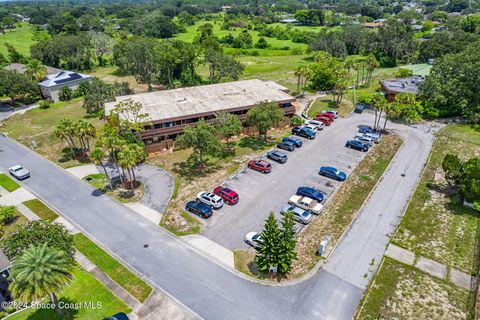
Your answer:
[345,126,383,153]
[185,186,240,219]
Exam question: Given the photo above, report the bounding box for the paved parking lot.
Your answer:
[202,113,375,250]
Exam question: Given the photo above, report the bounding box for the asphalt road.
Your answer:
[0,113,433,320]
[203,115,371,250]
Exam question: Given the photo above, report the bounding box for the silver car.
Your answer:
[280,205,313,224]
[8,165,30,180]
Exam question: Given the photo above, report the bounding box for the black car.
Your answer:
[267,150,288,163]
[345,139,369,152]
[277,141,295,151]
[291,127,316,139]
[185,200,213,219]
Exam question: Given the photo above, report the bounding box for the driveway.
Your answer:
[203,114,373,250]
[101,163,174,214]
[0,115,433,320]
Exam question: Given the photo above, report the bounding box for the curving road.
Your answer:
[0,113,433,320]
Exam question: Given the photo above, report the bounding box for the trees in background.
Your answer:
[246,101,285,141]
[82,78,116,114]
[442,155,480,209]
[205,49,244,83]
[0,69,39,103]
[308,52,341,91]
[25,59,47,81]
[10,243,74,317]
[421,42,480,121]
[54,118,96,157]
[294,9,325,26]
[214,112,242,144]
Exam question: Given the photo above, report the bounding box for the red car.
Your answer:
[213,186,239,205]
[315,115,333,126]
[317,112,335,121]
[247,160,272,174]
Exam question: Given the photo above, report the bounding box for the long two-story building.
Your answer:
[105,79,297,151]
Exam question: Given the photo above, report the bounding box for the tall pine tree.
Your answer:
[278,211,297,274]
[255,213,280,272]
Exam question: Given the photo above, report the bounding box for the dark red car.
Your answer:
[247,160,272,174]
[316,112,335,121]
[315,115,333,126]
[213,186,239,205]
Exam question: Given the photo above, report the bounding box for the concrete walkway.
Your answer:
[124,202,162,225]
[385,244,473,290]
[182,235,235,268]
[0,187,36,206]
[65,164,99,179]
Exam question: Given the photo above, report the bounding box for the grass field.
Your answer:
[73,233,153,302]
[22,199,59,222]
[0,174,20,192]
[0,23,34,58]
[393,124,480,274]
[5,266,130,320]
[357,257,469,320]
[308,94,354,118]
[0,98,102,168]
[173,19,308,51]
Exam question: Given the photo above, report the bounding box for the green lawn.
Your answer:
[393,124,480,274]
[173,19,308,51]
[0,22,47,58]
[5,266,130,320]
[0,98,102,168]
[22,199,59,222]
[73,233,153,302]
[0,174,20,192]
[308,94,354,118]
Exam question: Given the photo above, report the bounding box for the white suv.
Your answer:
[197,192,224,209]
[305,120,325,130]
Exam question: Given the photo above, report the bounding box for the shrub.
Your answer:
[38,100,51,109]
[59,86,73,101]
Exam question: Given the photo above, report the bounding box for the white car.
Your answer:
[304,124,318,133]
[364,132,381,143]
[305,120,325,130]
[288,195,324,215]
[196,191,224,209]
[323,110,339,118]
[8,165,30,180]
[355,133,374,146]
[244,232,262,247]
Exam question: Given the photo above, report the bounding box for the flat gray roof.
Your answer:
[0,251,11,273]
[380,76,425,95]
[105,79,294,122]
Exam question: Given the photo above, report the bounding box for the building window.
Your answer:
[163,121,173,127]
[154,123,162,129]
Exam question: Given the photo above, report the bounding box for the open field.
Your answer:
[0,174,20,192]
[22,199,58,222]
[89,67,149,94]
[0,23,45,58]
[173,19,308,51]
[393,124,480,274]
[73,233,153,302]
[5,266,131,320]
[357,257,469,320]
[0,98,102,168]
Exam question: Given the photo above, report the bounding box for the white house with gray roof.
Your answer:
[39,71,92,102]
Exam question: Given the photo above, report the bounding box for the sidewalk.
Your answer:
[385,244,472,290]
[183,235,234,268]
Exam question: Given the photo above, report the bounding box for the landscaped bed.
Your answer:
[356,257,469,320]
[73,233,153,302]
[83,173,145,203]
[308,95,355,118]
[22,199,59,222]
[392,124,480,274]
[0,174,20,192]
[234,133,403,280]
[4,266,131,320]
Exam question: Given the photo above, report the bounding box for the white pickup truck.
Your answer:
[288,195,324,215]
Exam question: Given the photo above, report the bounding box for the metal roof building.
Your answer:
[105,79,296,152]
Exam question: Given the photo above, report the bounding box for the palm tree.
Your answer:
[90,148,113,191]
[118,144,138,190]
[9,243,74,317]
[75,120,96,152]
[54,119,78,158]
[26,59,47,82]
[98,126,126,185]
